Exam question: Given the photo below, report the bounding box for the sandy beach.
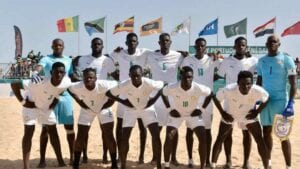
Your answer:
[0,98,299,169]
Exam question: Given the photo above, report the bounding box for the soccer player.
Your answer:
[217,36,257,169]
[32,38,75,167]
[110,33,150,164]
[106,65,163,169]
[256,35,297,169]
[11,62,72,168]
[211,71,269,169]
[145,33,183,165]
[72,37,116,163]
[162,66,212,169]
[180,37,221,168]
[68,68,118,169]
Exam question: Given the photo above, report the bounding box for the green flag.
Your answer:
[224,18,247,38]
[84,17,105,36]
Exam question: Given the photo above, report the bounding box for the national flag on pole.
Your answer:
[13,25,23,59]
[198,18,218,36]
[171,18,191,36]
[224,18,247,38]
[84,17,105,36]
[281,21,300,37]
[113,16,134,34]
[253,18,276,38]
[57,15,79,32]
[140,17,162,36]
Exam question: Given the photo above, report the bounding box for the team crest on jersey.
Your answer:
[191,96,197,100]
[277,60,283,65]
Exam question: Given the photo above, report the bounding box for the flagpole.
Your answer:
[217,17,219,47]
[188,16,191,51]
[78,15,80,56]
[274,17,277,34]
[105,15,108,54]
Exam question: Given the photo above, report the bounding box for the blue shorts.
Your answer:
[260,99,286,126]
[54,91,74,124]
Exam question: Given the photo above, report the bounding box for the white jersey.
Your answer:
[110,48,150,81]
[218,56,257,84]
[23,77,72,111]
[163,81,211,116]
[110,77,164,111]
[216,83,269,121]
[69,80,118,113]
[145,50,183,83]
[77,54,115,80]
[181,54,220,89]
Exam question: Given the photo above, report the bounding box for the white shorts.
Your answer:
[116,103,126,118]
[122,107,157,128]
[167,116,204,130]
[221,116,258,130]
[154,97,169,126]
[22,107,39,125]
[78,108,114,126]
[38,108,57,125]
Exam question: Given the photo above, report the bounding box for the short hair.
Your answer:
[159,33,170,41]
[52,62,65,70]
[91,37,103,44]
[237,71,253,83]
[234,36,247,45]
[129,64,143,74]
[52,38,64,45]
[180,66,193,75]
[266,34,280,43]
[82,67,97,76]
[126,33,138,41]
[195,37,207,45]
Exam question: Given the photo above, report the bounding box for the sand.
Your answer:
[0,98,299,169]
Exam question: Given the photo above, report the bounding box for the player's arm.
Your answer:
[212,94,233,122]
[67,89,89,109]
[246,99,269,120]
[49,97,59,110]
[10,82,36,108]
[105,90,134,108]
[145,88,163,108]
[71,56,83,82]
[256,75,262,86]
[101,98,115,110]
[288,74,297,100]
[191,92,214,117]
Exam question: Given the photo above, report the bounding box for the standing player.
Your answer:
[12,62,72,168]
[32,38,75,167]
[110,33,150,164]
[211,71,269,169]
[68,68,118,169]
[162,66,213,169]
[72,37,116,163]
[106,65,163,169]
[145,33,183,165]
[217,36,257,169]
[256,35,297,169]
[180,37,220,168]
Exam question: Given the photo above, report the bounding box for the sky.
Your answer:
[0,0,300,63]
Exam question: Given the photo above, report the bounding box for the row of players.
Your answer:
[12,33,297,169]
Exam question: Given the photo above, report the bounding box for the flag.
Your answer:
[171,18,191,36]
[113,16,134,34]
[13,25,22,59]
[224,18,247,38]
[140,17,162,36]
[84,17,105,36]
[198,18,218,36]
[57,15,79,32]
[253,18,275,38]
[281,21,300,37]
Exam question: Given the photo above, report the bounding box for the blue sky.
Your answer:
[0,0,300,63]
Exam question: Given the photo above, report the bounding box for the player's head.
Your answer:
[266,34,280,54]
[129,65,143,87]
[126,33,139,50]
[83,68,97,90]
[52,38,64,56]
[159,33,172,50]
[194,38,207,55]
[91,37,104,54]
[180,66,194,88]
[234,36,247,55]
[237,71,253,95]
[50,62,65,85]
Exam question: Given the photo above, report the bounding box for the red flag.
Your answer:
[281,21,300,37]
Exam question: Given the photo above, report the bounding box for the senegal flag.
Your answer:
[57,15,79,32]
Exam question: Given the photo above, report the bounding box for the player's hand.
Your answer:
[191,109,202,117]
[221,111,234,123]
[23,98,36,108]
[246,109,258,120]
[170,109,181,118]
[79,100,89,110]
[113,46,123,53]
[122,99,134,108]
[282,99,294,117]
[31,71,43,84]
[177,50,189,58]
